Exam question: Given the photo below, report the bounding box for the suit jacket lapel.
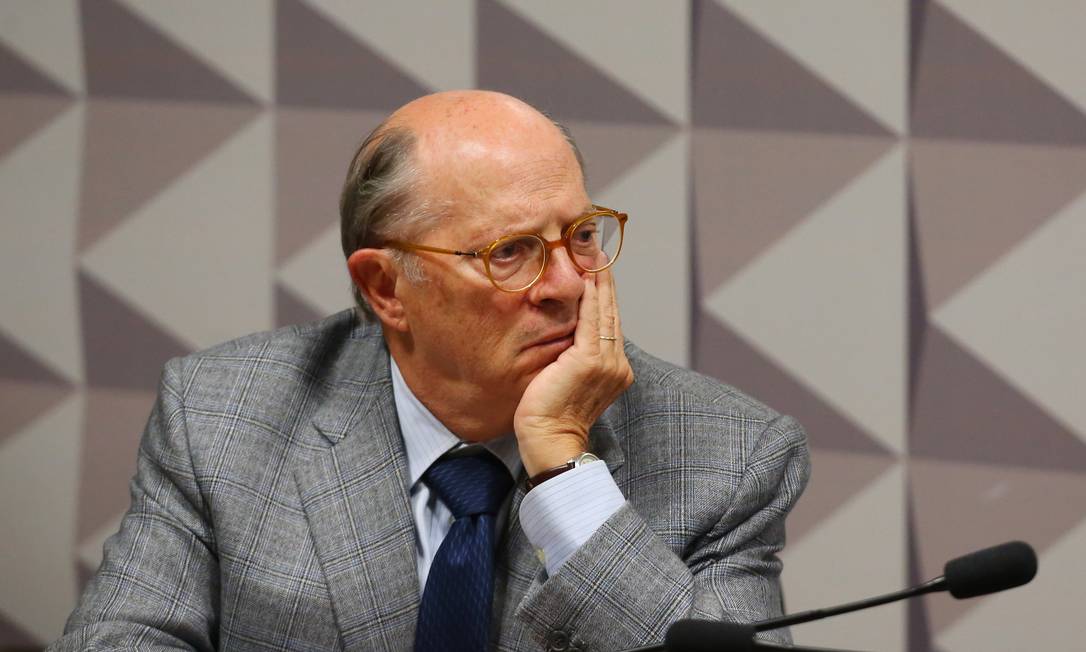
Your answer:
[295,358,420,651]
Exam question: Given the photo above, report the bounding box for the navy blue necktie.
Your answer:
[414,450,513,652]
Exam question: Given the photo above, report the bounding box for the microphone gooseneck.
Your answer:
[754,541,1037,632]
[626,541,1038,651]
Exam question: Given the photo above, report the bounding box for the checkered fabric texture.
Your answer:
[0,2,1083,650]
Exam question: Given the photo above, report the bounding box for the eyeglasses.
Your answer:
[384,205,628,292]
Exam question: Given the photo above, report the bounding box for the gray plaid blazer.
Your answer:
[53,310,809,651]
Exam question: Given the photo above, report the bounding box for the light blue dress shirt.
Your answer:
[389,358,625,587]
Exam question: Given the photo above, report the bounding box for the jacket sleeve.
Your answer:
[514,414,810,651]
[49,358,219,651]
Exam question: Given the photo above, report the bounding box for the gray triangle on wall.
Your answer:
[0,95,73,162]
[786,448,896,542]
[694,308,894,456]
[276,0,430,110]
[0,611,40,648]
[692,0,890,135]
[275,107,387,263]
[477,0,672,125]
[905,485,934,652]
[693,127,893,294]
[910,324,1086,471]
[79,271,192,390]
[0,39,70,96]
[0,328,70,385]
[0,379,73,445]
[276,283,324,328]
[77,387,155,540]
[0,329,72,443]
[78,100,258,253]
[911,2,1086,144]
[564,121,678,196]
[81,0,256,104]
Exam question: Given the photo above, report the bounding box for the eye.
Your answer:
[571,221,600,248]
[490,238,531,263]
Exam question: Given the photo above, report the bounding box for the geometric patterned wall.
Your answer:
[1,2,1083,650]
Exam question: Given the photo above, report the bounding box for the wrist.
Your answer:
[516,433,586,477]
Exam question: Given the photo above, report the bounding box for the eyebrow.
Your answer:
[469,204,598,247]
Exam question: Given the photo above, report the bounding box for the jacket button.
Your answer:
[545,629,570,651]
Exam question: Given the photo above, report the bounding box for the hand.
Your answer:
[513,268,635,477]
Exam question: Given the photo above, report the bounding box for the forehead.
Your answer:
[421,138,591,240]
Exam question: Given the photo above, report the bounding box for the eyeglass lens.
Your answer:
[486,213,623,291]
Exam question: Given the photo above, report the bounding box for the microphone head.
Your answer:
[665,619,756,652]
[944,540,1037,599]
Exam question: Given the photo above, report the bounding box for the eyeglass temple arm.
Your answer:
[385,240,479,258]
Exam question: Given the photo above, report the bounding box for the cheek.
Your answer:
[463,301,528,369]
[435,290,512,357]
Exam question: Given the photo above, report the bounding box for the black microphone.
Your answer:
[662,619,865,652]
[624,541,1036,652]
[755,541,1037,632]
[943,539,1037,598]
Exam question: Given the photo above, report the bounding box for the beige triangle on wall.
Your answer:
[781,463,906,652]
[305,0,471,92]
[0,104,83,384]
[932,187,1086,442]
[80,114,275,351]
[0,392,83,642]
[599,131,689,368]
[722,0,904,134]
[941,0,1086,116]
[936,514,1086,651]
[118,0,273,103]
[0,0,83,95]
[499,0,689,124]
[277,221,353,319]
[706,144,907,454]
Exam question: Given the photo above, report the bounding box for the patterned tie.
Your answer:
[414,449,513,652]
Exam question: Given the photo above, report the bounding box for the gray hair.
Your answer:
[338,116,587,321]
[339,125,435,321]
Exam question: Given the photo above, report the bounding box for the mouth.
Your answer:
[525,324,577,351]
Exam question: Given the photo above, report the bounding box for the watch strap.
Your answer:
[525,452,599,490]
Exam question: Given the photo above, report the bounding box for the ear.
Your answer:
[347,248,410,332]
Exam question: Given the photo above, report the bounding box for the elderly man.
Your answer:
[54,91,809,651]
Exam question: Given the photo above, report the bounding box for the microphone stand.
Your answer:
[755,577,946,632]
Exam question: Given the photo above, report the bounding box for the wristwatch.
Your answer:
[525,452,600,490]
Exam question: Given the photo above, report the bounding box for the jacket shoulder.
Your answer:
[622,340,781,424]
[166,309,382,389]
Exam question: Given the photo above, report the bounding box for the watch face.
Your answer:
[574,452,600,467]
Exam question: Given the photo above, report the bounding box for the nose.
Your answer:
[527,246,585,306]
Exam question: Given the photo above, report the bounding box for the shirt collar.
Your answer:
[389,356,521,487]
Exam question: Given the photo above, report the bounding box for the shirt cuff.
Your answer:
[518,460,625,576]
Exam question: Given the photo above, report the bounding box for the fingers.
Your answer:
[596,268,615,339]
[605,268,623,344]
[599,268,633,387]
[574,274,600,353]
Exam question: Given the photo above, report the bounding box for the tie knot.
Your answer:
[423,450,513,518]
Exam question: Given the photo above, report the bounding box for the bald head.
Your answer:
[385,90,585,206]
[386,90,551,140]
